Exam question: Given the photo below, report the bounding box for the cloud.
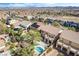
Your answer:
[1,0,79,3]
[2,3,56,7]
[0,3,79,7]
[8,3,26,7]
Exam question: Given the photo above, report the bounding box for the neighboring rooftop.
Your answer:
[13,20,32,29]
[37,22,61,36]
[61,30,79,45]
[20,21,32,28]
[37,22,79,45]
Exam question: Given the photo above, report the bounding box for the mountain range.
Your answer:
[0,3,79,8]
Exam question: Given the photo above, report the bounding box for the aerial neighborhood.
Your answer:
[0,5,79,56]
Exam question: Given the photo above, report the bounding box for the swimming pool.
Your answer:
[36,47,44,54]
[34,42,47,55]
[35,46,45,54]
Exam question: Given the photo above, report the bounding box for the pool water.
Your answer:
[36,47,44,54]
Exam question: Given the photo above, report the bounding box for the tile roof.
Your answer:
[37,22,79,45]
[37,22,61,36]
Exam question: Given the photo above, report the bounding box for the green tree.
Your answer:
[68,27,76,31]
[29,29,42,43]
[23,16,29,21]
[11,44,35,56]
[0,21,7,34]
[38,18,44,22]
[53,21,61,28]
[1,18,6,24]
[20,32,33,43]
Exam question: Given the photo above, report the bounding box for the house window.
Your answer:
[62,47,67,54]
[49,40,51,45]
[57,45,61,50]
[69,51,75,56]
[0,50,4,53]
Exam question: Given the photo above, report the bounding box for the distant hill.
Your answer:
[0,3,79,8]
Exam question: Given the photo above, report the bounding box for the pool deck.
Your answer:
[45,48,59,56]
[40,45,59,56]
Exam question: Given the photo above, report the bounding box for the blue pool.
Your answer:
[36,47,44,54]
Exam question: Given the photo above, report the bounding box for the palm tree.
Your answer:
[13,43,35,56]
[8,28,16,42]
[10,29,42,56]
[20,32,33,43]
[29,29,42,43]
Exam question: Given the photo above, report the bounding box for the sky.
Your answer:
[0,0,79,3]
[0,0,79,7]
[0,3,79,7]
